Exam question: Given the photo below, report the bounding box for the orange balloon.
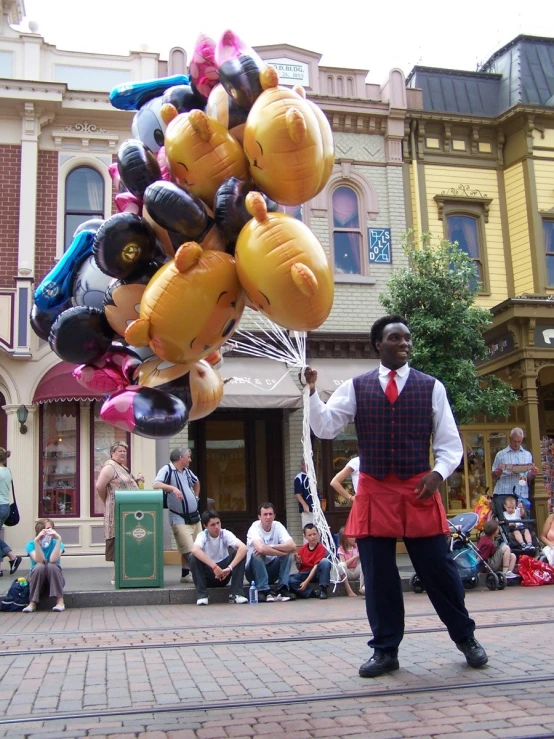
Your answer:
[243,69,334,206]
[235,193,334,331]
[125,242,245,363]
[163,108,248,207]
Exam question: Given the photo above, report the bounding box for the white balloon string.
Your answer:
[225,313,342,585]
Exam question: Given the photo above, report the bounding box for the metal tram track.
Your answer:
[0,674,551,727]
[0,616,549,658]
[0,601,547,641]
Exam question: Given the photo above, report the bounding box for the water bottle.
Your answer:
[248,581,258,604]
[41,534,51,548]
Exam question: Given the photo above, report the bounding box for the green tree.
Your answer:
[380,234,517,426]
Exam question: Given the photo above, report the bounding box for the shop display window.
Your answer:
[40,401,79,517]
[90,402,131,516]
[444,428,520,514]
[205,420,247,512]
[330,423,358,509]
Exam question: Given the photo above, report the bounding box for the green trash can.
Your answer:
[114,490,164,589]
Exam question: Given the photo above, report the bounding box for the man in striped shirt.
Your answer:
[491,428,539,510]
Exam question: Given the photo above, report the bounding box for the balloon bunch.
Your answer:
[30,30,335,438]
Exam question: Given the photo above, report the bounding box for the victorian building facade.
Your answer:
[0,0,411,562]
[405,35,554,528]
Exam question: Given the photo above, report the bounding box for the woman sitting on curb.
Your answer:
[23,518,65,613]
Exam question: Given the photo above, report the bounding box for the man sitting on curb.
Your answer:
[246,502,296,602]
[289,523,331,600]
[189,510,248,606]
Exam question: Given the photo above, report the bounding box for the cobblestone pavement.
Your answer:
[0,586,552,738]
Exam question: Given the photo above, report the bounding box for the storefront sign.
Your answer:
[265,58,309,86]
[478,332,515,364]
[535,325,554,348]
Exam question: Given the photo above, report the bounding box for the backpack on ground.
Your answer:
[1,578,30,612]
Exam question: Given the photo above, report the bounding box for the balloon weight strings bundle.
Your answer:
[225,315,343,585]
[225,313,307,368]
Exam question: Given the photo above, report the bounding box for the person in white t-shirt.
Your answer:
[189,510,248,606]
[330,456,360,504]
[246,502,297,602]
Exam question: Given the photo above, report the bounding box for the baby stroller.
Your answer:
[410,512,507,593]
[491,491,542,558]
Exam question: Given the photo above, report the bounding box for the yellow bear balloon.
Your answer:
[125,243,245,363]
[243,68,335,206]
[235,192,334,331]
[161,107,248,207]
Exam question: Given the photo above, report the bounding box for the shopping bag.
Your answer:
[518,555,554,586]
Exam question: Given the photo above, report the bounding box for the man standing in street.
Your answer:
[189,510,248,606]
[246,503,296,602]
[491,428,539,512]
[153,448,201,584]
[294,460,318,529]
[305,314,488,677]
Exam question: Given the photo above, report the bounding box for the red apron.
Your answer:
[344,471,449,539]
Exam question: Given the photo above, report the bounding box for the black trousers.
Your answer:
[357,534,475,652]
[189,549,246,598]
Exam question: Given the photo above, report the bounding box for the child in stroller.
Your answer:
[502,495,534,550]
[410,513,506,592]
[491,492,540,556]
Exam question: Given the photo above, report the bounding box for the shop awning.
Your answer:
[219,358,302,409]
[311,358,379,401]
[33,361,106,404]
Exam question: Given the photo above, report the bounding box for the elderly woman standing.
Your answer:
[95,441,142,582]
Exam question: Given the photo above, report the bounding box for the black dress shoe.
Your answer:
[359,650,399,678]
[456,636,488,668]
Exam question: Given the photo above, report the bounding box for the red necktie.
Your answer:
[385,370,398,404]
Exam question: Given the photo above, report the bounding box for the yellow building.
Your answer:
[405,35,554,527]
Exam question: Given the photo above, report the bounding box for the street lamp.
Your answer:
[16,405,28,434]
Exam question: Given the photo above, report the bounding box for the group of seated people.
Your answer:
[189,502,363,605]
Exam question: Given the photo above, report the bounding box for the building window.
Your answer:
[446,214,483,288]
[544,220,554,286]
[444,427,525,514]
[90,402,131,517]
[332,186,363,274]
[40,402,80,518]
[64,166,104,249]
[435,195,491,293]
[281,204,304,222]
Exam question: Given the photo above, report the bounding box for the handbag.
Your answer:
[3,482,19,527]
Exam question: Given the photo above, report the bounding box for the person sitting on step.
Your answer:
[189,509,248,606]
[289,523,331,600]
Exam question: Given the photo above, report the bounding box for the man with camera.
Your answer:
[153,448,201,583]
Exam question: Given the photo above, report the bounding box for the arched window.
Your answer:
[332,186,362,274]
[64,166,104,249]
[446,214,483,288]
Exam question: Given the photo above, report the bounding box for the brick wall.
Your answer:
[35,150,59,283]
[0,145,21,288]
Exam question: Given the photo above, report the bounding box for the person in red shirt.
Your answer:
[289,524,331,600]
[477,520,517,578]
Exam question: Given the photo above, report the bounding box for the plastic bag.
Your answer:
[518,555,554,586]
[473,495,492,531]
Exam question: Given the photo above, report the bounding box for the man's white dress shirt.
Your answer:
[309,363,463,482]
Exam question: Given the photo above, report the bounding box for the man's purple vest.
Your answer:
[353,368,435,480]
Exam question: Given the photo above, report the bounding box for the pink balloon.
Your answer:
[73,361,128,395]
[215,29,263,68]
[114,192,142,214]
[189,33,219,100]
